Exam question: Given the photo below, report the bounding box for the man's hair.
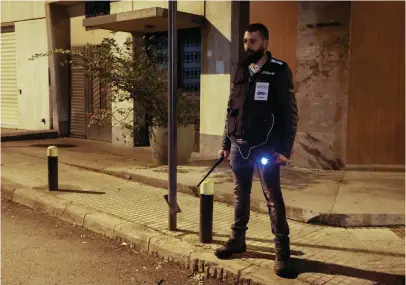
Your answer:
[246,23,269,40]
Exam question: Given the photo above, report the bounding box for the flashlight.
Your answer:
[260,154,291,167]
[261,157,269,166]
[259,153,278,167]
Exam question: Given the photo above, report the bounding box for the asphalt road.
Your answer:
[1,199,224,285]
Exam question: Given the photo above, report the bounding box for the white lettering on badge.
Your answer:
[254,82,269,101]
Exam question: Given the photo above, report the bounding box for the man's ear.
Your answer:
[263,39,269,50]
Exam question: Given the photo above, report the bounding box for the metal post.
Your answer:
[199,180,214,243]
[168,0,178,231]
[47,146,58,191]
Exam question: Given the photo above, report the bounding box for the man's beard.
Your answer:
[246,48,265,65]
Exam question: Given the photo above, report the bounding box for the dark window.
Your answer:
[85,1,110,18]
[178,28,201,94]
[145,28,201,94]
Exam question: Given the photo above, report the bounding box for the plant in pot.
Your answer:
[30,34,199,165]
[145,88,199,165]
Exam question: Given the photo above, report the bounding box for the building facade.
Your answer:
[1,1,404,170]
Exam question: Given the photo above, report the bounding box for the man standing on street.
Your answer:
[215,23,299,276]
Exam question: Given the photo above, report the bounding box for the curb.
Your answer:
[1,185,309,285]
[307,213,405,227]
[1,131,59,142]
[345,164,405,173]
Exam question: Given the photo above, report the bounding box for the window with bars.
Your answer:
[145,28,201,94]
[85,1,110,18]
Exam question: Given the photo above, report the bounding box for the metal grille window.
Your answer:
[85,1,110,18]
[179,29,201,94]
[145,28,201,94]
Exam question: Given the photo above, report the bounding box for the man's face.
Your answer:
[243,31,268,55]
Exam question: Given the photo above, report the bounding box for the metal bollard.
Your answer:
[47,146,58,191]
[199,179,214,243]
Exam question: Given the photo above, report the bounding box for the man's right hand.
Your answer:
[219,149,230,159]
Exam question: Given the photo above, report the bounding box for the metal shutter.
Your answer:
[91,75,101,112]
[1,30,19,127]
[70,46,87,138]
[85,45,112,142]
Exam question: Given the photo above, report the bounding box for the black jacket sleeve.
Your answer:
[276,64,299,159]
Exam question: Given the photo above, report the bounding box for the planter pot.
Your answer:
[149,124,195,165]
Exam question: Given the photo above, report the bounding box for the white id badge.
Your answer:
[254,82,269,101]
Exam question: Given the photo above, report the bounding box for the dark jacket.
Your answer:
[221,51,299,159]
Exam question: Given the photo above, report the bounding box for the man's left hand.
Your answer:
[274,153,289,165]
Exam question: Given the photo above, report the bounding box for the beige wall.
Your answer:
[128,0,204,16]
[108,0,204,16]
[0,1,50,131]
[1,0,46,23]
[70,16,111,47]
[68,0,111,47]
[199,1,232,137]
[15,19,49,130]
[199,1,243,155]
[52,1,135,49]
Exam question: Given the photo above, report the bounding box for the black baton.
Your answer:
[197,155,225,188]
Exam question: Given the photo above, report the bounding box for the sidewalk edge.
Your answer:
[1,185,308,285]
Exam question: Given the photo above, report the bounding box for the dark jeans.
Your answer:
[229,142,290,251]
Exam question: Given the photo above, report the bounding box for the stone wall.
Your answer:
[293,1,351,169]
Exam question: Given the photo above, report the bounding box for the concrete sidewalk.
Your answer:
[1,151,405,285]
[2,138,404,227]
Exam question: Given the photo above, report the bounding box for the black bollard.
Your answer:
[47,146,58,191]
[199,180,214,243]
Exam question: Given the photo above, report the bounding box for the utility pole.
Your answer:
[168,0,178,231]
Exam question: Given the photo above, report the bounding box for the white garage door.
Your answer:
[1,29,19,127]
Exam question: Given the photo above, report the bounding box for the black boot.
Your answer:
[274,236,291,276]
[274,250,291,276]
[214,233,246,259]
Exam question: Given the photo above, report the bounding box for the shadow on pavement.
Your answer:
[32,184,105,195]
[209,240,404,284]
[291,257,405,285]
[175,229,404,258]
